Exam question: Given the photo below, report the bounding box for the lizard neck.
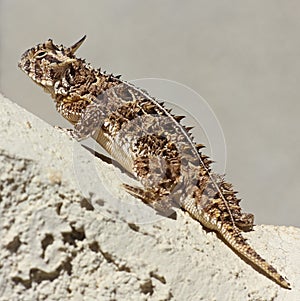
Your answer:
[52,60,117,100]
[52,60,120,124]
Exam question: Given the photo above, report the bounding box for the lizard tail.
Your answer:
[184,204,291,289]
[218,221,291,289]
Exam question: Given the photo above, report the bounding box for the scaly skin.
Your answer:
[18,36,290,289]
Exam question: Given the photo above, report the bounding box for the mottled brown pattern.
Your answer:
[18,36,290,289]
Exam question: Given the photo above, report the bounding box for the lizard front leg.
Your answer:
[55,100,107,141]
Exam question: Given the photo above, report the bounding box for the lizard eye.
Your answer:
[35,51,47,58]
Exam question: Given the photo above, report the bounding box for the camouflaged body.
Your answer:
[18,36,290,289]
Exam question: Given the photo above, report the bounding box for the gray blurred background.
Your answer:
[1,0,299,227]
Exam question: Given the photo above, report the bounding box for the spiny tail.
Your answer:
[218,221,290,289]
[184,205,290,289]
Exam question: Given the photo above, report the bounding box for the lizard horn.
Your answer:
[68,35,87,54]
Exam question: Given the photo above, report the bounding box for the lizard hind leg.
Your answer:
[122,184,176,218]
[235,212,255,231]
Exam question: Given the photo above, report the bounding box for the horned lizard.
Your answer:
[18,36,290,289]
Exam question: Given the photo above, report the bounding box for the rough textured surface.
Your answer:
[0,94,299,300]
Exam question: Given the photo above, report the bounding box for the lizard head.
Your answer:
[18,36,86,94]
